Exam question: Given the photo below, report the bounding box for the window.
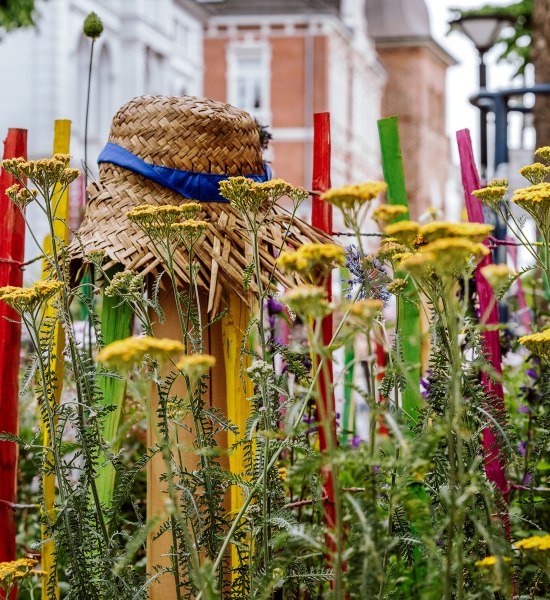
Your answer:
[228,44,270,122]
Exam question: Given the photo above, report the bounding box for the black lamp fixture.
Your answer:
[449,13,514,177]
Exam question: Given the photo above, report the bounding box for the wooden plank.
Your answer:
[377,116,422,423]
[0,128,27,584]
[456,129,509,501]
[41,120,71,600]
[311,112,337,532]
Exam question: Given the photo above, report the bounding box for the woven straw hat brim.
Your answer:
[70,164,332,313]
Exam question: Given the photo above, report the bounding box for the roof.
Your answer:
[365,0,431,39]
[195,0,341,16]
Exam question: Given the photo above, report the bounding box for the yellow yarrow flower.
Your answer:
[176,354,216,380]
[471,186,507,211]
[172,219,209,247]
[282,285,332,319]
[0,280,62,314]
[376,241,408,262]
[97,336,184,370]
[519,162,550,185]
[480,264,515,292]
[518,329,550,360]
[511,183,550,237]
[419,222,493,243]
[127,203,201,240]
[321,181,387,211]
[371,204,408,225]
[474,556,511,567]
[278,243,345,283]
[420,238,489,277]
[2,155,79,190]
[535,146,550,163]
[515,534,550,551]
[348,299,384,327]
[384,220,420,246]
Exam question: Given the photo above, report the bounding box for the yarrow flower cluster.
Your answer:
[518,329,550,361]
[371,204,408,226]
[384,220,420,246]
[419,222,493,244]
[246,359,276,384]
[127,203,201,241]
[347,299,384,327]
[519,162,550,185]
[471,185,508,211]
[320,181,387,211]
[511,182,550,237]
[5,184,38,209]
[514,534,550,551]
[218,176,305,215]
[0,557,45,589]
[2,154,79,192]
[0,280,63,314]
[278,243,345,283]
[282,285,332,319]
[480,263,515,292]
[97,336,184,369]
[176,354,216,380]
[171,219,209,248]
[104,270,144,298]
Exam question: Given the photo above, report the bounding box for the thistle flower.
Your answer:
[0,280,62,314]
[282,285,332,319]
[518,329,550,360]
[105,270,144,298]
[176,354,216,380]
[419,222,493,244]
[83,11,103,39]
[371,204,408,226]
[471,185,507,211]
[383,220,420,246]
[97,336,184,369]
[278,243,345,283]
[514,534,550,551]
[480,264,515,292]
[519,162,550,185]
[321,181,387,210]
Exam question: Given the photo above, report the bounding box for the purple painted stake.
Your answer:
[456,129,509,502]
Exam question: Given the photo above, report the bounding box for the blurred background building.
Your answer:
[0,0,455,247]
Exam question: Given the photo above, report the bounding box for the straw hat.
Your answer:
[71,95,330,313]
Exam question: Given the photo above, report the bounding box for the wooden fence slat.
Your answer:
[456,129,509,501]
[377,116,422,423]
[41,120,71,600]
[311,112,337,532]
[0,129,27,582]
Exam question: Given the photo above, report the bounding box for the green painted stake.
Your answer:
[340,266,355,445]
[96,272,134,509]
[378,116,422,424]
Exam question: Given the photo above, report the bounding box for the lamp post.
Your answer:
[449,13,514,179]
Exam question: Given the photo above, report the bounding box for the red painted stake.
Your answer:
[0,129,28,576]
[311,113,337,534]
[456,130,509,502]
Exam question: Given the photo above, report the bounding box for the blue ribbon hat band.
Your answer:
[98,142,272,203]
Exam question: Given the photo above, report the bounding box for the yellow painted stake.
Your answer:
[41,120,71,600]
[222,293,253,579]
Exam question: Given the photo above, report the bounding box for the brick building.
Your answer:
[365,0,456,216]
[201,0,386,189]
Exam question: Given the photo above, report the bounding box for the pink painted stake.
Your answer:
[456,129,509,501]
[507,239,531,333]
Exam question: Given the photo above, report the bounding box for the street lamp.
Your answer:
[449,13,514,178]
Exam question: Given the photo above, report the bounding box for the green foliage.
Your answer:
[0,0,38,32]
[450,0,533,75]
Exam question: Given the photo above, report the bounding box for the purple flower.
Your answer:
[351,436,362,449]
[526,368,538,380]
[373,465,380,474]
[522,472,532,486]
[518,405,530,414]
[519,441,527,457]
[268,297,285,314]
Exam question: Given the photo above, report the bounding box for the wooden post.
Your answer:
[0,129,27,583]
[41,120,71,600]
[378,116,422,424]
[311,112,337,532]
[456,129,509,502]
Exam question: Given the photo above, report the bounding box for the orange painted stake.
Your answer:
[0,128,27,599]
